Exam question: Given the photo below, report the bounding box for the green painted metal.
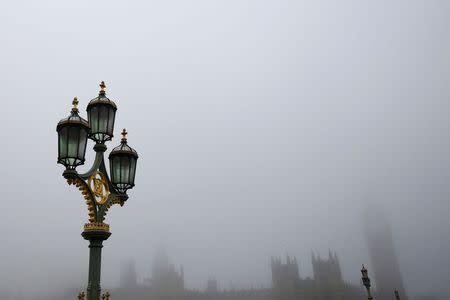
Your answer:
[64,144,128,222]
[82,230,111,300]
[63,144,126,300]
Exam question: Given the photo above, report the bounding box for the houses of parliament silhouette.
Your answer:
[47,208,409,300]
[115,249,364,300]
[110,207,409,300]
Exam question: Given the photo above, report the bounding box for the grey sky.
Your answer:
[1,1,450,299]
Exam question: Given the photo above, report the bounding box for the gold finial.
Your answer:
[78,291,85,300]
[121,128,128,143]
[102,291,110,300]
[72,97,79,112]
[99,81,106,95]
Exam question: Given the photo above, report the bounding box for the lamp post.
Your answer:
[57,82,139,300]
[361,265,373,300]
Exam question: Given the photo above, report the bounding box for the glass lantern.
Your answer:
[109,129,138,193]
[57,97,90,169]
[86,81,117,143]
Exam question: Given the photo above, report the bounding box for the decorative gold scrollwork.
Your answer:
[78,291,85,300]
[102,291,110,300]
[84,222,110,232]
[67,178,96,223]
[88,171,110,205]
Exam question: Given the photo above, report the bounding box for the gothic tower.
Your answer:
[311,250,343,286]
[365,206,408,300]
[150,247,185,297]
[271,255,300,299]
[120,259,137,288]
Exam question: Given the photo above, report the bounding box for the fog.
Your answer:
[1,1,449,299]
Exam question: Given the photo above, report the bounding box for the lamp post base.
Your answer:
[82,228,111,300]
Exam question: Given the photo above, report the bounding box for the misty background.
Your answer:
[1,1,450,299]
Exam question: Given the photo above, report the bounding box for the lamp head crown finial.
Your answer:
[99,81,106,95]
[72,97,79,112]
[78,291,85,300]
[121,128,128,143]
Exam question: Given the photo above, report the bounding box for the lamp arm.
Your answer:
[98,193,122,222]
[79,150,104,180]
[67,143,130,223]
[97,161,129,221]
[98,159,116,193]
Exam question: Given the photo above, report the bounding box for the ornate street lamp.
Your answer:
[361,265,374,300]
[57,82,139,300]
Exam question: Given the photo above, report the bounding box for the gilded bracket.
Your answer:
[65,144,126,226]
[67,177,97,223]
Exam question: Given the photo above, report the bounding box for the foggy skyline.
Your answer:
[1,1,450,299]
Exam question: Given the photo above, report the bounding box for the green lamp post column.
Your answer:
[57,82,139,300]
[82,228,111,300]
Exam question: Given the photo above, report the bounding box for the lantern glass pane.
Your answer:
[130,158,137,185]
[112,156,121,184]
[120,156,131,184]
[78,128,88,159]
[89,105,99,134]
[67,126,80,164]
[89,105,102,142]
[107,107,115,135]
[99,106,108,137]
[109,157,115,183]
[58,127,68,159]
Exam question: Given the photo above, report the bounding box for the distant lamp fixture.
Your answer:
[394,290,400,300]
[361,265,373,300]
